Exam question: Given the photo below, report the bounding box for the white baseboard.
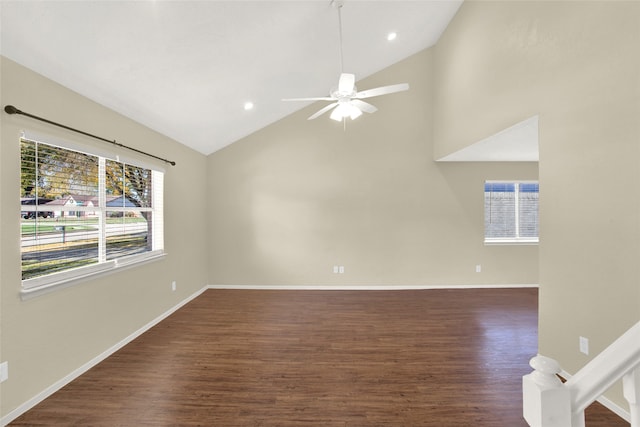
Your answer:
[560,369,631,423]
[207,283,539,290]
[1,285,209,427]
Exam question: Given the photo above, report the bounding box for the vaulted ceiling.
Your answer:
[1,1,463,155]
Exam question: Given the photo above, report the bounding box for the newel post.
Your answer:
[523,355,572,427]
[623,366,640,426]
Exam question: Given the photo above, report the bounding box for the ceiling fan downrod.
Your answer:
[332,0,346,74]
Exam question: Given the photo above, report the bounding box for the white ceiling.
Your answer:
[436,116,539,162]
[0,0,462,155]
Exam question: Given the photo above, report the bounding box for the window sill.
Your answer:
[20,251,166,300]
[484,239,539,246]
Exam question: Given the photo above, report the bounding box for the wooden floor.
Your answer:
[12,288,628,426]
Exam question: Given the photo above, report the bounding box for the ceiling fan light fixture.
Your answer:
[348,105,363,120]
[330,102,362,121]
[330,104,347,121]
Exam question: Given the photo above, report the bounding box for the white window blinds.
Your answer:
[484,181,539,244]
[20,136,164,290]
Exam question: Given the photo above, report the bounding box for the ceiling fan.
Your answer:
[283,0,409,122]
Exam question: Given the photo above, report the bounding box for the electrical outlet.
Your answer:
[333,265,339,274]
[579,336,589,355]
[339,266,345,274]
[0,361,8,383]
[475,264,482,273]
[171,281,176,292]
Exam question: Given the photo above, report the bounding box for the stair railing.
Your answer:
[523,320,640,427]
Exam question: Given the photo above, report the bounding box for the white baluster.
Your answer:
[571,410,586,427]
[523,355,572,427]
[624,366,640,427]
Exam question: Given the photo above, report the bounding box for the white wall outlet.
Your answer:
[333,265,339,274]
[0,361,8,383]
[339,266,345,274]
[475,264,482,273]
[171,281,176,292]
[579,336,589,355]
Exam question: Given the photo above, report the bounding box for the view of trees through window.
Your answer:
[20,138,162,282]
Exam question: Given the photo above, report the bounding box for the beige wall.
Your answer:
[15,0,636,418]
[207,48,538,287]
[434,0,640,407]
[0,57,209,418]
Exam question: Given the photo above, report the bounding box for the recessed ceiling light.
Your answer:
[244,101,254,111]
[387,32,397,41]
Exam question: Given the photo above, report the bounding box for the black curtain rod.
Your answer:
[4,105,176,166]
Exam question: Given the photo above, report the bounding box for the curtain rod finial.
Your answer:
[4,105,20,115]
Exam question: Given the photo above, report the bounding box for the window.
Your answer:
[484,181,539,244]
[20,136,164,291]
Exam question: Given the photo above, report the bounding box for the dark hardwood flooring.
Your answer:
[11,288,628,426]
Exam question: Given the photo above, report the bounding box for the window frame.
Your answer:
[19,132,165,297]
[484,180,539,246]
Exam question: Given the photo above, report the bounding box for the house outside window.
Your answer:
[484,181,539,244]
[20,136,164,292]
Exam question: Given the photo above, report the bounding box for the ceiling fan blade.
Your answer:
[283,96,335,102]
[338,73,355,94]
[308,102,339,120]
[350,99,377,114]
[355,83,409,99]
